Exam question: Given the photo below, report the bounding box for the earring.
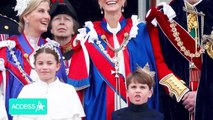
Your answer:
[100,8,103,14]
[121,6,124,12]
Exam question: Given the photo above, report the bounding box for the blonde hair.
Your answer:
[18,0,50,32]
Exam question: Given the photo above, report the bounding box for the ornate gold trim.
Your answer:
[159,74,189,102]
[202,31,213,59]
[169,20,205,58]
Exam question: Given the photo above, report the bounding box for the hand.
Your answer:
[182,91,197,113]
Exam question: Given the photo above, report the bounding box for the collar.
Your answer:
[107,23,121,34]
[38,77,60,87]
[184,0,202,8]
[18,33,46,55]
[129,102,149,112]
[60,39,72,55]
[101,16,126,34]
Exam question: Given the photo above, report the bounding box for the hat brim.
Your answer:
[0,14,19,34]
[50,2,78,21]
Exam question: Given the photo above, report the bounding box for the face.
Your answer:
[50,14,74,39]
[24,1,50,35]
[35,52,60,83]
[98,0,126,14]
[127,82,153,105]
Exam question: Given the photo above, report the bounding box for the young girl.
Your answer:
[13,43,85,120]
[0,0,67,119]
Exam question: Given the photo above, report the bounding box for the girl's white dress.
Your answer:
[13,78,85,120]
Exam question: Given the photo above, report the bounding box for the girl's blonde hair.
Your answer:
[18,0,50,32]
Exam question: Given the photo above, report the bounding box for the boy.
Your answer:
[112,65,164,120]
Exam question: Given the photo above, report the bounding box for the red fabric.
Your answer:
[0,47,30,85]
[68,45,88,80]
[146,7,202,93]
[0,48,5,84]
[93,19,132,77]
[147,23,174,80]
[190,80,199,91]
[0,47,8,85]
[146,8,188,93]
[85,41,126,120]
[7,61,30,85]
[0,34,8,41]
[51,0,64,3]
[77,90,84,103]
[106,86,114,120]
[68,35,89,80]
[8,35,32,74]
[85,40,127,99]
[146,7,202,70]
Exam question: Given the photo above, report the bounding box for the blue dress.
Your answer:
[68,16,160,120]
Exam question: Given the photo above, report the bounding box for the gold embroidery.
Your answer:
[202,31,213,59]
[169,20,205,58]
[159,74,189,102]
[187,13,198,32]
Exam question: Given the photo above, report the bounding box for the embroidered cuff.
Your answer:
[159,74,189,102]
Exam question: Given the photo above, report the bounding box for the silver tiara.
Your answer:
[35,42,61,61]
[137,63,155,78]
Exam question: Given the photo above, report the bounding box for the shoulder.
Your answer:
[21,82,38,91]
[0,39,19,68]
[138,21,146,27]
[0,40,16,58]
[58,82,76,91]
[6,35,22,49]
[92,20,101,27]
[7,35,19,44]
[137,22,148,34]
[0,39,16,49]
[128,15,146,27]
[17,82,38,98]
